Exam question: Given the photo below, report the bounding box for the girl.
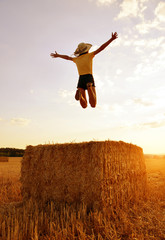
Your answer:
[50,32,118,109]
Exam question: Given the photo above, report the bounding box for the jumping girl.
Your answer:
[50,32,118,109]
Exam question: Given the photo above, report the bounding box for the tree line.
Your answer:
[0,148,25,157]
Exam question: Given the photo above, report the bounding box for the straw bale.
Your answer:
[21,141,147,210]
[0,157,8,162]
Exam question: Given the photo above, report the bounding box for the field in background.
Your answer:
[0,155,164,239]
[145,155,165,215]
[0,157,22,204]
[0,157,22,178]
[145,155,165,173]
[145,154,165,188]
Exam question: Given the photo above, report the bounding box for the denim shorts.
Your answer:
[77,74,95,90]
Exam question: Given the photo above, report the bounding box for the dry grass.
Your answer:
[0,155,164,239]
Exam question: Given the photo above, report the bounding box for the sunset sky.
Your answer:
[0,0,165,154]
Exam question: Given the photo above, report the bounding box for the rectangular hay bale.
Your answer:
[21,140,147,210]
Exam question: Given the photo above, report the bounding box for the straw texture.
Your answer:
[21,141,147,209]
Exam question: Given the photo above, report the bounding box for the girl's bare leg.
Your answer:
[78,88,87,108]
[87,85,97,108]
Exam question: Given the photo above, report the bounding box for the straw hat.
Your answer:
[74,42,92,56]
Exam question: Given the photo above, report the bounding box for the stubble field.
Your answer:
[0,155,164,239]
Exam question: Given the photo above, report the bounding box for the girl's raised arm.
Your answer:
[50,51,73,61]
[94,32,118,56]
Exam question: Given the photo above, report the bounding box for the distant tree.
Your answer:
[0,148,25,157]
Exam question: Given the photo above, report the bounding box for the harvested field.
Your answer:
[0,147,164,239]
[0,157,22,204]
[0,157,22,179]
[21,141,147,209]
[0,157,8,162]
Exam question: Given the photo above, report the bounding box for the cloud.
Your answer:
[141,120,165,128]
[134,37,165,48]
[155,1,165,22]
[136,2,165,34]
[133,98,153,106]
[94,0,116,6]
[98,102,126,115]
[116,0,148,19]
[116,69,122,75]
[0,118,8,124]
[136,19,160,34]
[58,89,74,98]
[10,118,31,126]
[117,35,165,80]
[132,112,165,129]
[58,89,77,106]
[30,89,34,94]
[93,74,105,90]
[133,37,165,56]
[113,34,165,51]
[133,45,165,77]
[115,1,165,34]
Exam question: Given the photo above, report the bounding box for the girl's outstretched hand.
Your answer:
[50,51,58,58]
[111,32,118,40]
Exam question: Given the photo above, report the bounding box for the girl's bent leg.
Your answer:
[78,88,87,108]
[87,85,97,108]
